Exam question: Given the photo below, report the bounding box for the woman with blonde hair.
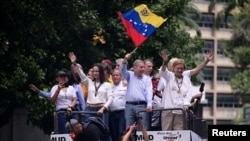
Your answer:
[159,52,193,130]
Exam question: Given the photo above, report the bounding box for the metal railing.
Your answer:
[137,107,188,130]
[137,107,206,138]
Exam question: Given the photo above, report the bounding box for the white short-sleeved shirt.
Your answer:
[109,81,127,111]
[51,85,76,111]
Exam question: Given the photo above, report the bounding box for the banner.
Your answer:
[50,134,72,141]
[136,130,202,141]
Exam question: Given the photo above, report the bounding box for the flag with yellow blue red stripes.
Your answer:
[118,4,167,47]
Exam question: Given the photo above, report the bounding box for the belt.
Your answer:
[56,109,67,112]
[87,103,104,108]
[110,109,124,113]
[126,101,147,105]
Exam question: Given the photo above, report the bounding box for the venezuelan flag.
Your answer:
[118,4,167,47]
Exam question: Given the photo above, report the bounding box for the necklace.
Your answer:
[175,77,183,93]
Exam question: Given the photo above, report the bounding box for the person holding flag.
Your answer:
[120,52,153,140]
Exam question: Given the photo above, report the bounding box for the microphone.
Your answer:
[199,82,205,92]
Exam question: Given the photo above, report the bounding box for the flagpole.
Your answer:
[130,47,138,54]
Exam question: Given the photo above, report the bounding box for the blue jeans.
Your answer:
[84,106,109,127]
[57,111,78,134]
[84,106,112,141]
[109,110,126,141]
[125,103,149,141]
[125,103,149,129]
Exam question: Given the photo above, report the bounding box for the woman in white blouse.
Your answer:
[68,52,113,131]
[159,52,193,131]
[50,70,77,134]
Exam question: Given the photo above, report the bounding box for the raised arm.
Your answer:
[39,91,51,99]
[159,50,169,72]
[122,52,132,64]
[68,52,77,65]
[29,84,51,99]
[120,53,132,80]
[76,65,89,85]
[121,124,136,141]
[190,49,214,76]
[159,50,171,81]
[68,52,89,85]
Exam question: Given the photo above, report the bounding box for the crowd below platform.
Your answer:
[29,50,213,141]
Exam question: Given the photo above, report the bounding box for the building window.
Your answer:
[205,93,241,108]
[202,67,213,81]
[189,13,214,28]
[217,94,240,108]
[217,120,233,125]
[217,68,234,82]
[217,41,225,56]
[202,40,214,53]
[219,15,234,29]
[205,93,213,107]
[199,13,214,28]
[200,13,214,28]
[243,106,250,124]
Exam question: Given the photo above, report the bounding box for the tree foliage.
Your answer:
[233,103,250,124]
[223,3,250,106]
[0,0,203,134]
[208,0,250,28]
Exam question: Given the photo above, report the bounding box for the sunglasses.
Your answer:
[58,75,67,77]
[152,78,160,81]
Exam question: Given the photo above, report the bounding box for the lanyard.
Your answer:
[94,81,102,96]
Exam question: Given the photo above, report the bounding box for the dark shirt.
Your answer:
[76,123,106,141]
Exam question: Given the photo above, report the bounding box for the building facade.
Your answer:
[188,0,246,125]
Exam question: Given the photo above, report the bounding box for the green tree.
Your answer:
[234,104,250,124]
[223,3,250,105]
[0,0,102,134]
[208,0,250,28]
[163,0,202,36]
[0,0,203,134]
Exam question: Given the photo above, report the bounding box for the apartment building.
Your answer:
[187,0,246,125]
